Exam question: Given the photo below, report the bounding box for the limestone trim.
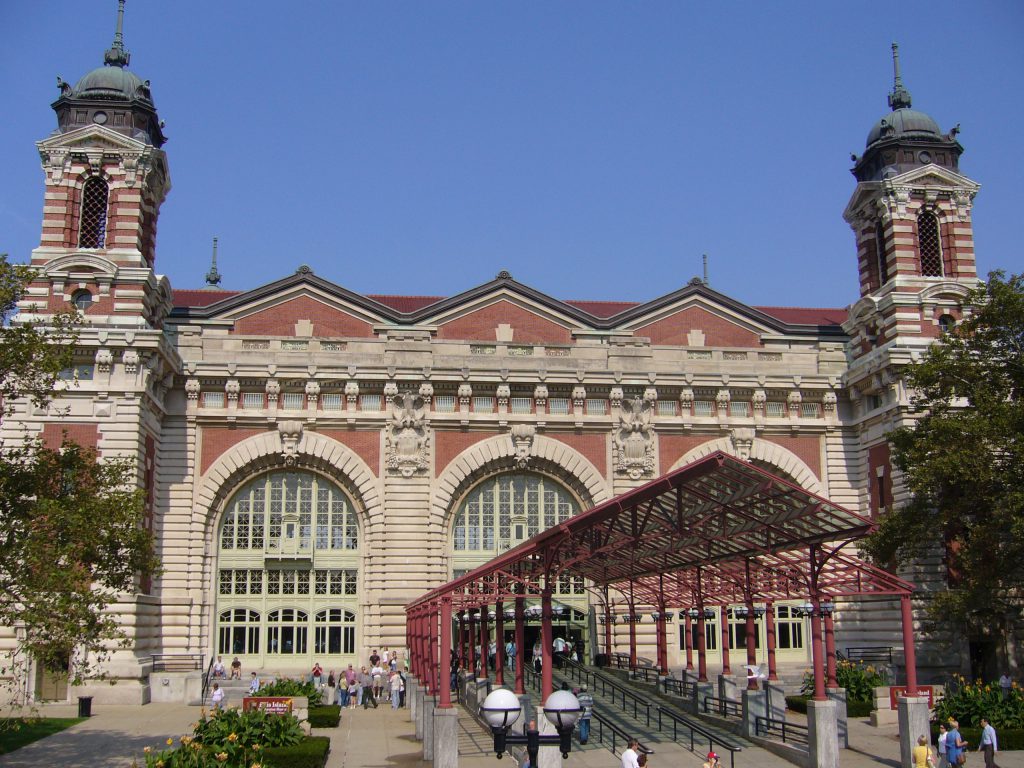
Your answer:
[670,436,823,496]
[193,429,382,542]
[431,433,612,533]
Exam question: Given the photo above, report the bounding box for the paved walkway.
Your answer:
[2,701,1022,768]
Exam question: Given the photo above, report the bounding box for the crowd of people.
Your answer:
[324,649,407,710]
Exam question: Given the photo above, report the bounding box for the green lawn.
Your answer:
[0,718,84,755]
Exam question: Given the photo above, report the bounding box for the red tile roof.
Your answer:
[753,306,848,325]
[172,289,241,307]
[366,295,445,313]
[564,300,641,318]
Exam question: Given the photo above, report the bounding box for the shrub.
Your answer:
[786,694,872,717]
[308,705,340,728]
[932,676,1024,729]
[257,678,322,706]
[786,695,808,714]
[262,736,331,768]
[192,707,304,751]
[800,660,888,704]
[931,724,1024,751]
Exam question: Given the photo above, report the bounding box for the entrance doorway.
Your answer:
[34,651,69,702]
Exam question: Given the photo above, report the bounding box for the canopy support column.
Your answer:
[479,604,489,679]
[824,611,838,689]
[628,605,638,670]
[495,600,505,686]
[603,599,613,658]
[458,611,466,669]
[467,610,476,675]
[514,597,526,695]
[901,594,918,695]
[541,588,554,700]
[684,610,694,671]
[439,598,452,709]
[720,604,731,676]
[765,600,778,681]
[697,567,708,682]
[657,606,669,675]
[745,602,757,690]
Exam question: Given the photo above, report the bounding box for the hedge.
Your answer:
[786,695,873,717]
[262,736,331,768]
[931,725,1024,751]
[309,705,341,728]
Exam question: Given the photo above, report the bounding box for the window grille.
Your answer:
[656,401,676,417]
[434,395,456,412]
[314,609,356,655]
[78,177,109,248]
[266,609,308,655]
[320,393,342,410]
[473,396,495,413]
[723,351,747,361]
[766,401,786,418]
[218,608,260,655]
[917,211,943,277]
[281,392,304,410]
[800,402,821,418]
[358,394,381,411]
[687,350,713,360]
[321,341,347,352]
[694,400,715,416]
[202,392,225,408]
[729,402,750,418]
[510,397,532,414]
[281,340,309,351]
[241,340,270,350]
[938,314,956,334]
[585,399,607,415]
[241,392,263,409]
[875,220,889,285]
[548,398,570,415]
[774,605,805,649]
[71,290,94,311]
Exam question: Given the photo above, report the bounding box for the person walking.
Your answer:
[211,682,225,710]
[978,717,1000,768]
[945,720,967,767]
[621,738,640,768]
[576,684,593,744]
[360,666,378,708]
[999,674,1012,699]
[913,734,936,767]
[390,669,403,709]
[937,723,949,768]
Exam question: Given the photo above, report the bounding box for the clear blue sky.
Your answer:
[2,1,1021,309]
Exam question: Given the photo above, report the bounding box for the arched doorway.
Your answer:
[214,470,361,669]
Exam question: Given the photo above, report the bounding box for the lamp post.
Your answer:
[480,687,581,765]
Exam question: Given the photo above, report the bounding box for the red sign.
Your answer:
[888,686,935,709]
[243,696,293,715]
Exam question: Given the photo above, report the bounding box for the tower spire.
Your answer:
[205,237,223,287]
[887,42,912,111]
[104,0,131,68]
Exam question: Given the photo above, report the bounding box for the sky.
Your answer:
[2,1,1022,310]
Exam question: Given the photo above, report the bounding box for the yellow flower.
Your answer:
[181,736,192,746]
[166,738,174,745]
[252,764,262,768]
[252,744,261,751]
[144,747,152,754]
[156,762,164,768]
[227,733,238,742]
[216,752,228,762]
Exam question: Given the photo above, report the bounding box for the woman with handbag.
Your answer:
[946,720,968,766]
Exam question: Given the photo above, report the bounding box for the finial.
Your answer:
[702,254,709,286]
[103,0,131,68]
[887,42,912,111]
[205,237,223,287]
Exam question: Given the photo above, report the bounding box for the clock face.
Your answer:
[93,111,108,125]
[918,151,932,164]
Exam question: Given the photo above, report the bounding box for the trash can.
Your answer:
[77,696,93,718]
[595,653,609,668]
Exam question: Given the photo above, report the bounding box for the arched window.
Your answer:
[938,314,956,335]
[452,473,579,554]
[875,221,889,286]
[917,210,943,277]
[314,608,356,655]
[78,177,109,249]
[71,289,94,311]
[218,608,260,655]
[219,472,358,552]
[774,605,805,650]
[267,608,308,655]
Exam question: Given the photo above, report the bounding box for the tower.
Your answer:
[841,45,982,678]
[22,0,172,329]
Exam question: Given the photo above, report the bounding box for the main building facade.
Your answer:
[2,21,994,704]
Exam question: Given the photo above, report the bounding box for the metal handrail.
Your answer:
[700,693,742,719]
[657,706,743,768]
[153,653,205,672]
[661,676,696,698]
[200,656,213,704]
[755,715,809,746]
[561,660,655,728]
[632,666,662,683]
[591,711,654,760]
[843,646,893,664]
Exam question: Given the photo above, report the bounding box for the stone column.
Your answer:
[807,698,839,768]
[696,681,715,716]
[718,673,739,707]
[764,680,787,724]
[414,683,425,740]
[408,675,419,726]
[828,687,848,749]
[897,695,930,768]
[422,694,436,760]
[432,707,459,768]
[742,688,767,739]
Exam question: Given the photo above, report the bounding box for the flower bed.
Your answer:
[256,679,323,706]
[800,660,888,704]
[786,695,873,718]
[933,676,1024,730]
[262,736,330,768]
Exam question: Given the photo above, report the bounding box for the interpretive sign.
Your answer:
[888,686,935,708]
[243,696,293,715]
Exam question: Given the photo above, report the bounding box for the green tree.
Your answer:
[862,271,1024,627]
[0,254,160,695]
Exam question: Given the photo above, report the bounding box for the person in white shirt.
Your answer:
[211,682,225,710]
[978,717,999,768]
[937,723,949,768]
[371,663,385,699]
[621,738,640,768]
[211,656,226,679]
[999,674,1012,698]
[248,672,260,694]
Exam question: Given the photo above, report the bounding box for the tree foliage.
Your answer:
[862,271,1024,626]
[0,254,159,692]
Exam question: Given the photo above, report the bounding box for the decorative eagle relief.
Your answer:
[613,396,655,480]
[385,392,431,477]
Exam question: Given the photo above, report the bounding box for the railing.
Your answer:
[700,693,742,719]
[657,707,743,768]
[152,653,205,672]
[538,658,654,728]
[843,646,893,664]
[591,711,654,760]
[632,666,662,684]
[661,676,697,699]
[755,715,809,747]
[611,653,633,669]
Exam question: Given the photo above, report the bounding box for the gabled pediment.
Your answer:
[37,123,149,153]
[888,163,980,191]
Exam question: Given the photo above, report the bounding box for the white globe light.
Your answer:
[542,689,581,730]
[480,688,522,730]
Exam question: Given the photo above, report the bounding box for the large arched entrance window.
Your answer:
[215,471,361,667]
